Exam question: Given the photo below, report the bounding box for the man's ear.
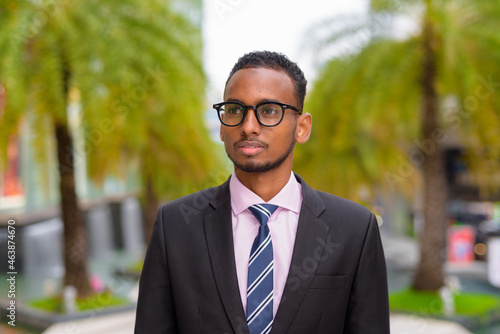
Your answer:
[296,113,312,144]
[220,127,224,142]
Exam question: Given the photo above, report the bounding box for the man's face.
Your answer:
[220,67,300,174]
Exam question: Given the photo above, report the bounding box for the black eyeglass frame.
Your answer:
[213,101,302,127]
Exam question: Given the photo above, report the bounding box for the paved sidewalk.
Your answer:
[390,312,471,333]
[42,310,136,334]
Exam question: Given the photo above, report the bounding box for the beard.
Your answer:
[227,136,296,173]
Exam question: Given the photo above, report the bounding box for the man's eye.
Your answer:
[262,108,277,114]
[226,105,244,115]
[260,105,280,115]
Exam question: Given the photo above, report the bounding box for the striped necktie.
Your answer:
[246,203,278,334]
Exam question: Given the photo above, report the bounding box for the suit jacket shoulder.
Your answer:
[295,173,374,233]
[315,188,372,218]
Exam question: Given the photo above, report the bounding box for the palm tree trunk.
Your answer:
[55,58,92,298]
[55,121,92,297]
[412,16,447,292]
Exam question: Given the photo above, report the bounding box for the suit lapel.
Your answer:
[271,175,329,334]
[204,178,249,334]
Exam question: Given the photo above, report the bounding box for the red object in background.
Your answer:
[3,136,23,196]
[448,225,476,263]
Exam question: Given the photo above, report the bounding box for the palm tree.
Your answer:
[0,0,216,297]
[296,0,500,291]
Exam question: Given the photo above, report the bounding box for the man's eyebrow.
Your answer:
[224,98,245,104]
[257,98,281,104]
[223,98,282,105]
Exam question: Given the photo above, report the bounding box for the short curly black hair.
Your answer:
[225,51,307,110]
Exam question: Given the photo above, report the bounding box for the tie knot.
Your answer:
[248,204,278,226]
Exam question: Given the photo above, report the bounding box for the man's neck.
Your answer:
[234,167,292,202]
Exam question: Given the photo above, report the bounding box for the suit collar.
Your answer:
[208,176,231,209]
[294,173,326,218]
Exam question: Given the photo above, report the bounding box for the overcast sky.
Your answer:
[202,0,368,102]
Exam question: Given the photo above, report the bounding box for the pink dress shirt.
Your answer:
[229,171,303,317]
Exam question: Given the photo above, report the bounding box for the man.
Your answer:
[135,51,390,333]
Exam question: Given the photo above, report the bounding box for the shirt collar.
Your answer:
[229,171,302,216]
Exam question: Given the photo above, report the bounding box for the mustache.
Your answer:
[234,137,268,149]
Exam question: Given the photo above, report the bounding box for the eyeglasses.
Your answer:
[213,101,302,127]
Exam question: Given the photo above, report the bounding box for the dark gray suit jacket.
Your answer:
[135,175,390,333]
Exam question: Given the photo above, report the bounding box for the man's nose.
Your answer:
[240,108,261,134]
